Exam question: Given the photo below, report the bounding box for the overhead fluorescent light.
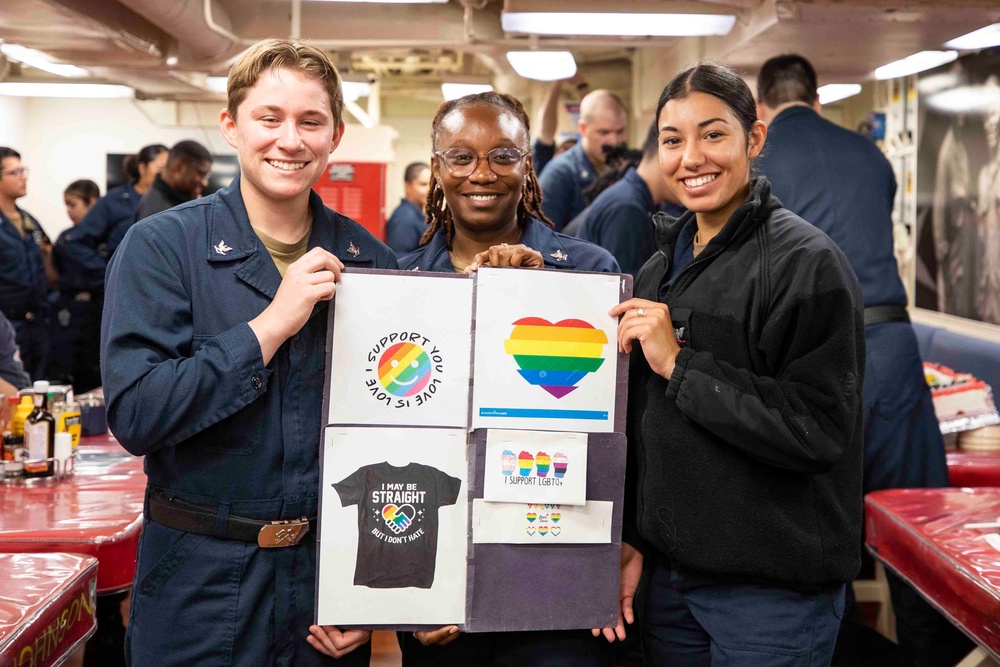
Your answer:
[501,12,736,37]
[925,84,1000,115]
[944,23,1000,50]
[0,43,89,78]
[506,51,577,81]
[0,83,134,98]
[206,76,228,94]
[342,81,372,103]
[874,51,958,80]
[817,84,862,105]
[441,83,493,101]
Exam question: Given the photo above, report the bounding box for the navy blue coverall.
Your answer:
[758,105,960,666]
[577,167,662,278]
[51,182,144,391]
[397,216,618,667]
[103,176,397,666]
[384,198,426,257]
[0,207,48,381]
[538,143,597,232]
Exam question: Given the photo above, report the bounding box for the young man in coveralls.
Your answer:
[102,39,397,666]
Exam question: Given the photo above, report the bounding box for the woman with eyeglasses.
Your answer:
[397,91,618,666]
[399,91,618,277]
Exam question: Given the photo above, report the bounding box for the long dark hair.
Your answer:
[121,143,168,184]
[656,63,757,142]
[421,92,552,248]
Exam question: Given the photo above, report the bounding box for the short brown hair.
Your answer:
[226,38,344,126]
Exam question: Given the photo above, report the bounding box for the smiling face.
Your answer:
[658,91,766,229]
[433,103,529,239]
[220,67,344,205]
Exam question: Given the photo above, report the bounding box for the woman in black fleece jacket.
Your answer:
[599,65,865,665]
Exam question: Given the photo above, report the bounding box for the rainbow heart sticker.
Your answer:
[526,512,537,523]
[539,526,549,536]
[551,526,562,536]
[382,503,415,534]
[378,342,432,397]
[526,526,536,536]
[550,513,561,523]
[504,317,607,398]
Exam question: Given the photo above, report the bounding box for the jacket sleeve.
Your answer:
[539,163,573,230]
[101,222,271,456]
[59,201,114,289]
[666,275,864,474]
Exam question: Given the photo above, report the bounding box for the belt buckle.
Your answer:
[258,517,310,548]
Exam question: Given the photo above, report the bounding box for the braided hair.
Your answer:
[420,91,553,248]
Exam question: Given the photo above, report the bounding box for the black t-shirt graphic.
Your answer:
[333,462,462,589]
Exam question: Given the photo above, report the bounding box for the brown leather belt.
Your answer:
[147,487,311,548]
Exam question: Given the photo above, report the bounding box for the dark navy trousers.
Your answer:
[126,519,370,667]
[641,562,844,667]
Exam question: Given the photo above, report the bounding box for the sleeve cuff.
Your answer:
[218,322,272,401]
[663,347,695,401]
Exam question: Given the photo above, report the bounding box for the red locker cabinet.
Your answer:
[312,162,387,241]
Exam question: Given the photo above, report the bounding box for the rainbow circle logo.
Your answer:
[504,317,607,398]
[378,342,432,397]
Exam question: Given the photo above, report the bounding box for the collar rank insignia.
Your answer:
[347,241,361,257]
[214,240,233,255]
[550,249,568,262]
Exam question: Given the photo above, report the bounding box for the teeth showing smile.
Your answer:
[467,194,501,201]
[684,174,717,187]
[266,159,307,171]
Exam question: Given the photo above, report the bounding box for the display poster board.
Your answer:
[325,272,473,428]
[317,267,631,632]
[472,268,621,433]
[317,427,468,626]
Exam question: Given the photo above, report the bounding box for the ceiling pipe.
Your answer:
[116,0,234,61]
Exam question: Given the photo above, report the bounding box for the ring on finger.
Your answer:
[636,307,646,317]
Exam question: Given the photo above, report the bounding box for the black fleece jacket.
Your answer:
[624,177,865,589]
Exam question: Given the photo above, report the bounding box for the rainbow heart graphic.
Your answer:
[382,503,415,534]
[550,513,561,523]
[526,512,537,523]
[526,526,536,536]
[504,317,607,398]
[539,526,550,536]
[551,526,562,536]
[378,342,432,397]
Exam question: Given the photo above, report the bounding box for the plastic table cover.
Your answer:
[947,450,1000,488]
[0,552,98,667]
[866,488,1000,659]
[0,436,144,594]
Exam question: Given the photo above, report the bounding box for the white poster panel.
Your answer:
[327,272,473,428]
[471,500,613,544]
[317,427,468,626]
[471,268,620,432]
[483,429,587,505]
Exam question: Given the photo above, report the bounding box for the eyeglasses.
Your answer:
[0,167,28,179]
[434,147,526,178]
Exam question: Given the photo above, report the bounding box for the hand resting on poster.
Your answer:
[250,247,344,364]
[593,541,643,642]
[466,243,544,273]
[307,625,372,658]
[412,624,461,647]
[609,298,680,379]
